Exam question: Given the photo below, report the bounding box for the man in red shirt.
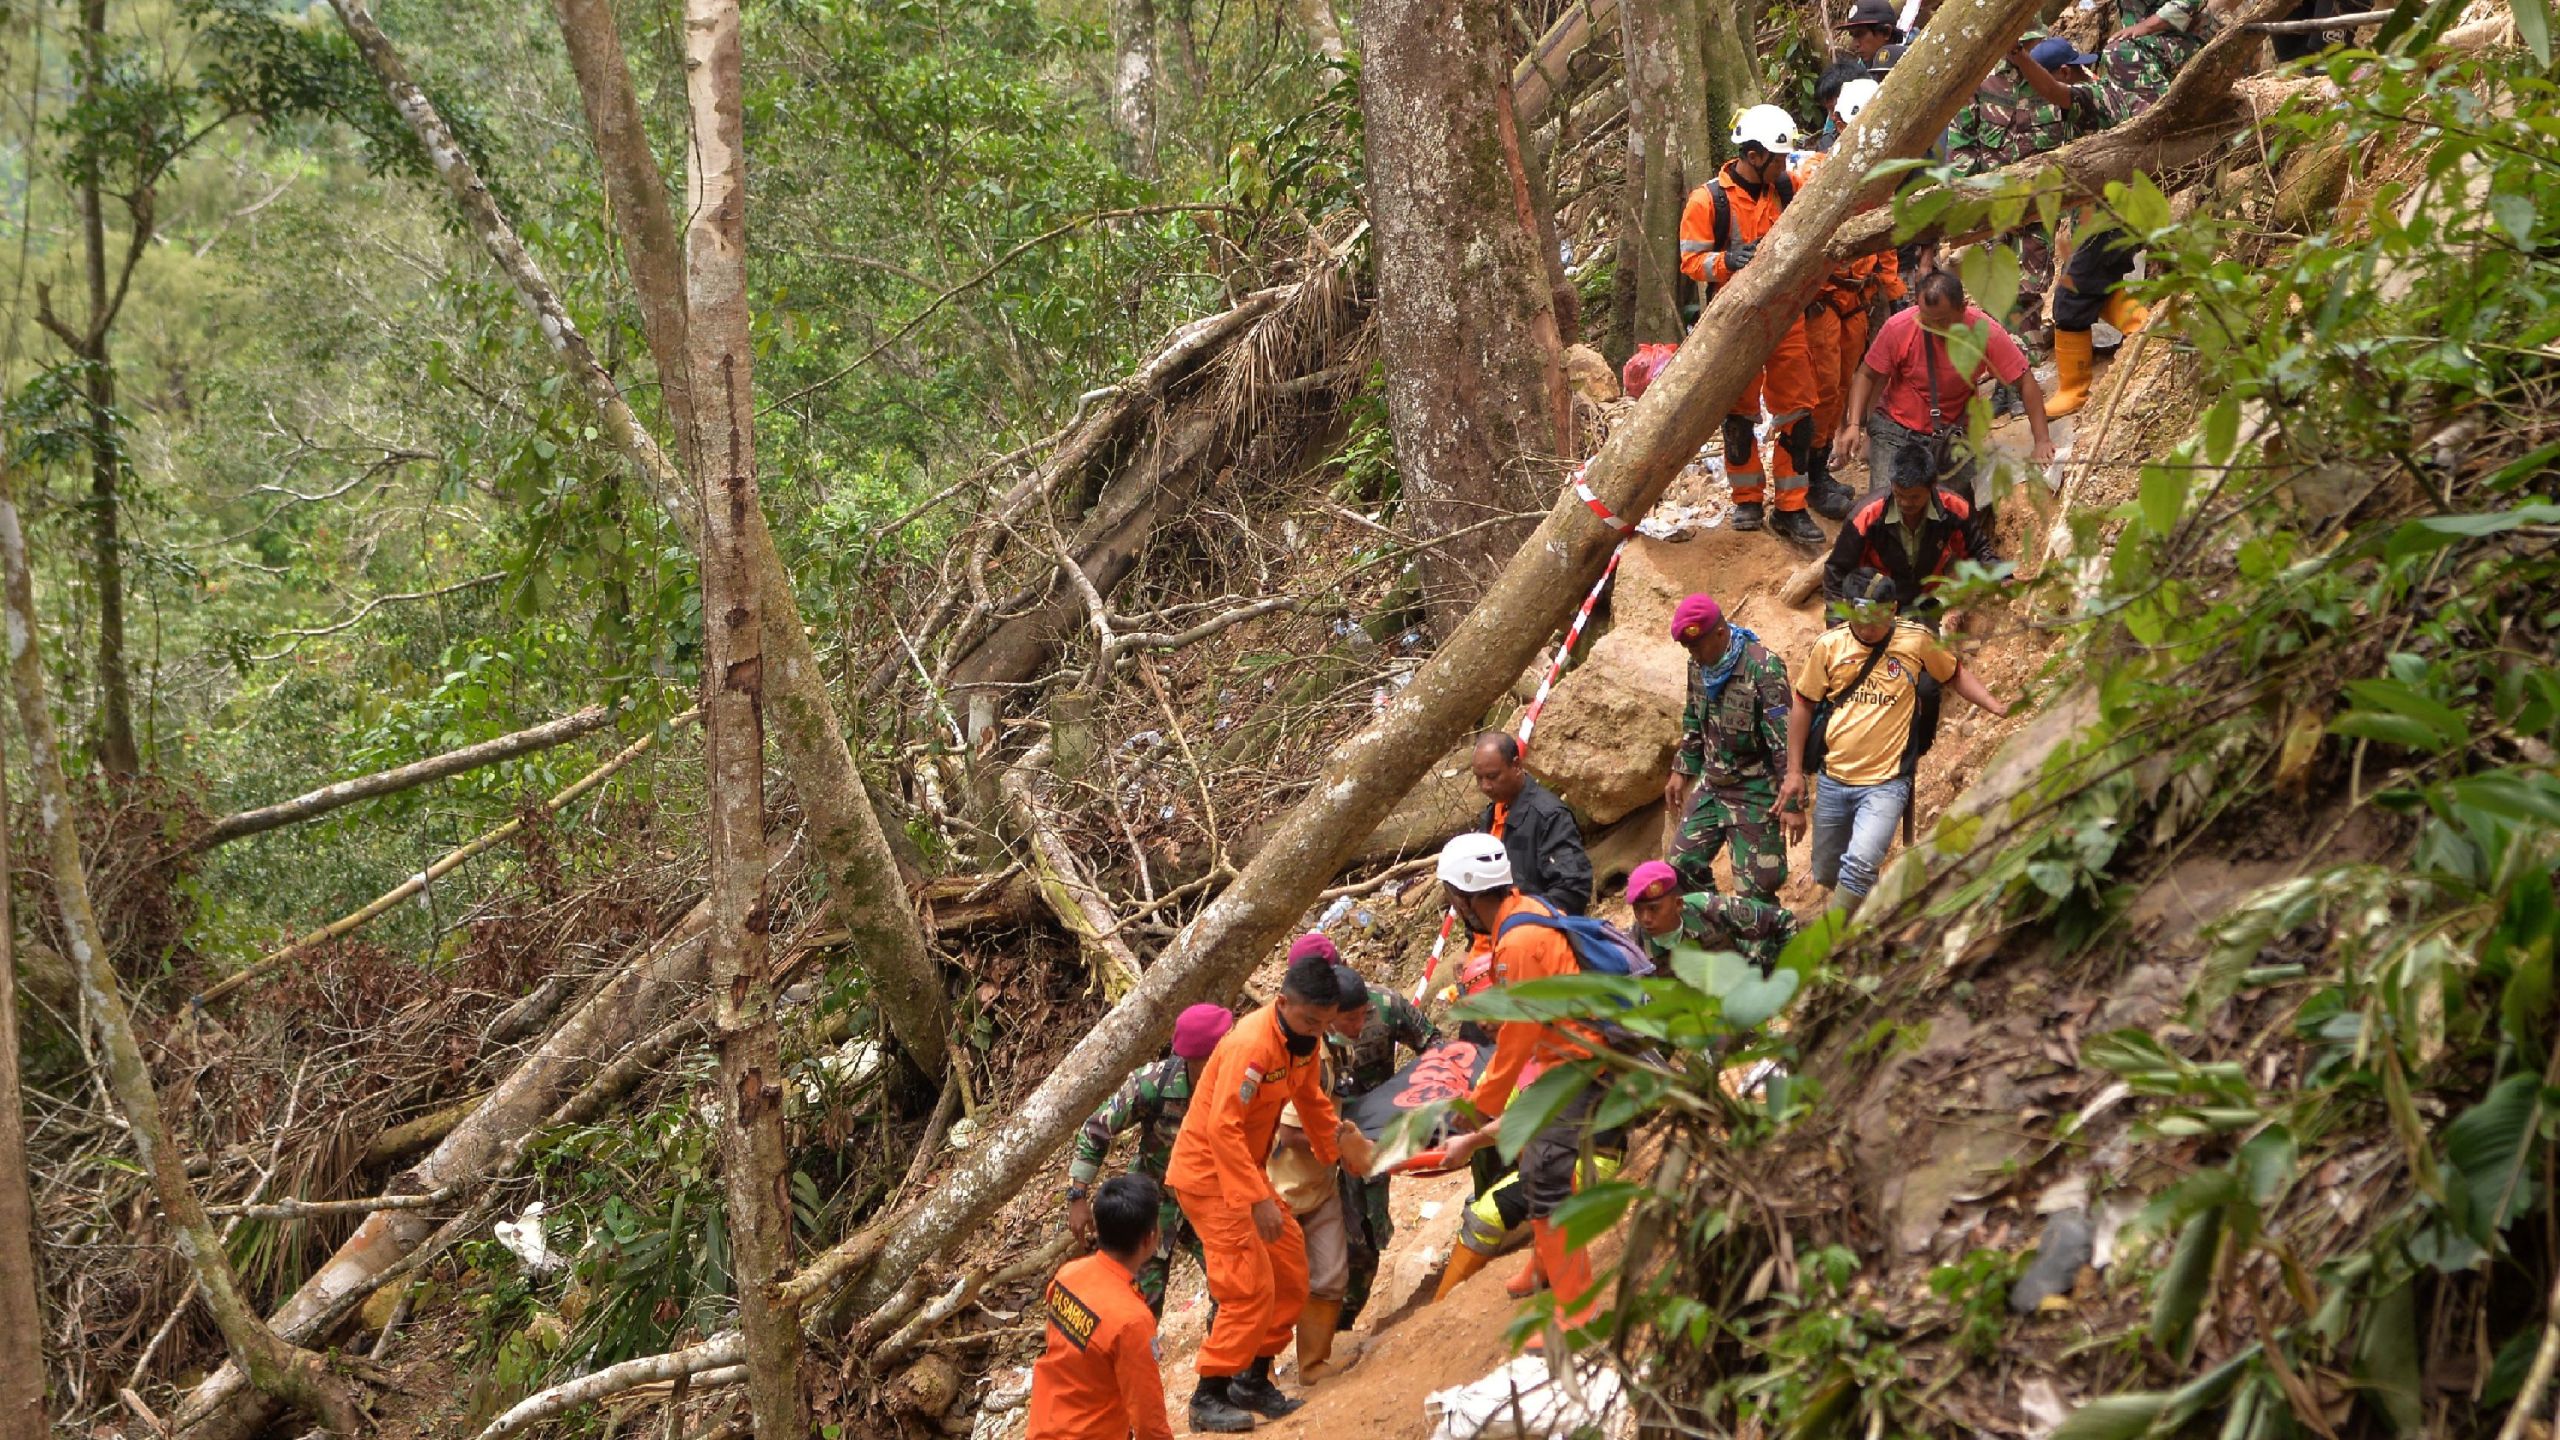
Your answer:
[1433,834,1610,1349]
[1832,270,2055,529]
[1028,1174,1176,1440]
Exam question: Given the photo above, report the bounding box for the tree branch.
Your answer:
[249,571,506,662]
[188,705,617,854]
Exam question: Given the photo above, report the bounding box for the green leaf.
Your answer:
[2482,1324,2540,1406]
[2050,1394,2172,1440]
[2336,677,2473,754]
[1495,1064,1592,1165]
[1548,1179,1643,1249]
[2139,464,2187,536]
[2489,191,2541,248]
[2442,1072,2543,1240]
[2357,1280,2425,1436]
[2202,394,2241,465]
[2241,1126,2297,1206]
[2382,500,2560,561]
[2512,0,2553,65]
[2151,1206,2223,1358]
[1722,967,1802,1029]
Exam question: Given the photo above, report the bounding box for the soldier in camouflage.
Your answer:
[1625,860,1801,977]
[1942,38,2117,338]
[2102,0,2212,115]
[1665,593,1799,899]
[1064,1002,1234,1314]
[1322,963,1437,1323]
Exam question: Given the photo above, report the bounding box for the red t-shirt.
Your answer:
[1863,305,2029,434]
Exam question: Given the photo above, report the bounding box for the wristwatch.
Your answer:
[1064,1182,1091,1202]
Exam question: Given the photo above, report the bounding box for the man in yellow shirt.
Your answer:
[1775,570,2009,910]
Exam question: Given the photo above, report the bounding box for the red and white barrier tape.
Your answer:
[1414,480,1634,1001]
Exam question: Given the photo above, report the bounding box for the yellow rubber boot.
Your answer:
[1432,1246,1493,1303]
[1296,1297,1362,1382]
[2102,290,2151,337]
[2047,329,2095,417]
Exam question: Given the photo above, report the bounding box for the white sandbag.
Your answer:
[1423,1354,1627,1440]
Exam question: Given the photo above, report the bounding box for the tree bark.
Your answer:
[339,0,949,1081]
[1289,0,1349,67]
[188,704,614,853]
[1109,0,1160,177]
[801,0,2048,1323]
[1512,0,1623,132]
[681,0,809,1433]
[551,0,697,460]
[1,494,361,1434]
[1360,0,1575,633]
[1620,0,1705,343]
[76,0,138,775]
[0,731,47,1440]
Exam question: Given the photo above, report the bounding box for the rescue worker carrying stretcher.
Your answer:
[1680,104,1828,547]
[1167,954,1366,1432]
[1432,833,1613,1349]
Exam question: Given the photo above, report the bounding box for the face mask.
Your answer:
[1279,1007,1320,1055]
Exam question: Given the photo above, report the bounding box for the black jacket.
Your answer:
[1822,487,1999,620]
[1476,777,1593,916]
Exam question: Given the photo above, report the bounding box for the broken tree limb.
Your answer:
[335,0,952,1085]
[363,1095,489,1168]
[473,1336,748,1440]
[1825,0,2298,263]
[795,0,2049,1327]
[997,741,1148,996]
[193,712,691,1008]
[185,705,615,855]
[3,494,365,1435]
[1513,0,1623,131]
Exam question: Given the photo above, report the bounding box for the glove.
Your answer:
[1724,241,1758,274]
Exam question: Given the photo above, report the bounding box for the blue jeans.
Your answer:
[1812,774,1912,900]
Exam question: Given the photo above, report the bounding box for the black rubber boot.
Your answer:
[1730,499,1765,531]
[1806,451,1854,520]
[1229,1359,1303,1419]
[1772,505,1826,547]
[1190,1378,1259,1433]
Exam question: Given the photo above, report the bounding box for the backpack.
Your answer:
[1494,896,1658,979]
[1703,171,1797,255]
[1622,342,1678,399]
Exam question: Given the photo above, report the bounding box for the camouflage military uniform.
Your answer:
[2103,0,2211,115]
[1067,1055,1200,1314]
[1641,890,1802,977]
[1670,635,1794,899]
[1326,989,1438,1322]
[1943,76,2114,331]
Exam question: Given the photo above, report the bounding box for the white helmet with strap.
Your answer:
[1834,78,1880,125]
[1436,833,1514,894]
[1730,104,1800,155]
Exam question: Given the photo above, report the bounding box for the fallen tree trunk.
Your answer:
[184,705,614,854]
[1513,0,1623,131]
[332,0,952,1088]
[996,742,1147,996]
[798,0,2051,1324]
[1825,0,2293,263]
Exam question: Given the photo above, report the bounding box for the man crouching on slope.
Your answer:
[1434,833,1612,1350]
[1167,954,1366,1432]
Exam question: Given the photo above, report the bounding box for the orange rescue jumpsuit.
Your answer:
[1467,895,1606,1339]
[1679,159,1819,513]
[1793,149,1908,456]
[1027,1251,1176,1440]
[1166,1003,1343,1377]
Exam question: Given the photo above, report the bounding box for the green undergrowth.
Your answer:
[1452,36,2560,1440]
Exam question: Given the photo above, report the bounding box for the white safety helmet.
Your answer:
[1436,833,1514,894]
[1834,77,1881,126]
[1730,104,1800,155]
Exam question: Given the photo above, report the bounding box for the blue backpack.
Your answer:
[1495,897,1659,979]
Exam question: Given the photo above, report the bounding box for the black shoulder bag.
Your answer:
[1920,322,1963,488]
[1803,633,1894,776]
